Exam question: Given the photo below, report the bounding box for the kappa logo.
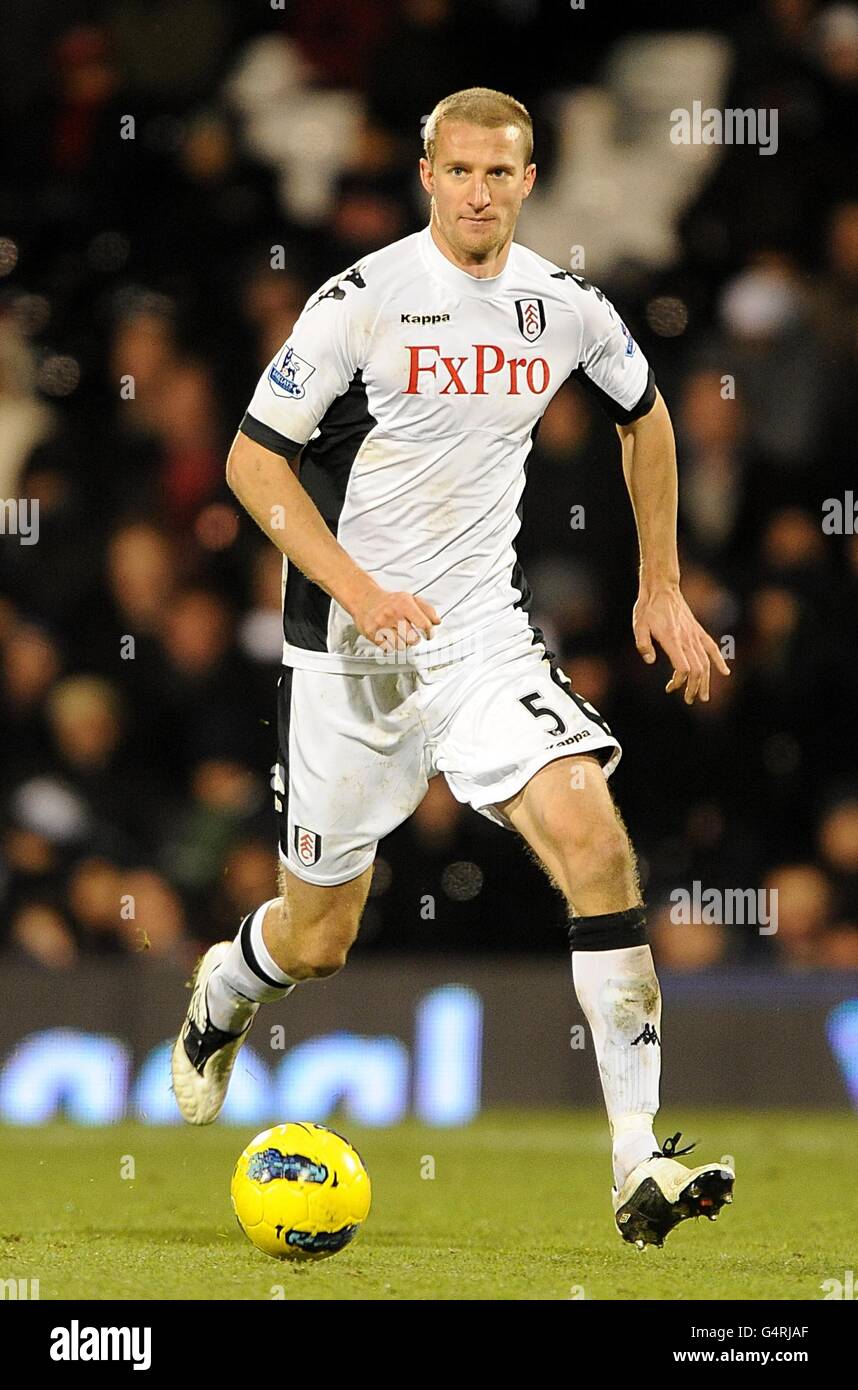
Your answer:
[549,729,590,749]
[308,265,366,309]
[268,345,316,399]
[294,824,321,866]
[515,298,546,342]
[551,270,616,313]
[401,312,451,325]
[631,1023,660,1047]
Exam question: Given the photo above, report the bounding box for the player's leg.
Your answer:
[496,754,659,1173]
[212,855,371,987]
[426,631,733,1245]
[272,858,373,977]
[171,864,374,1126]
[173,662,428,1124]
[495,753,734,1247]
[421,644,665,1192]
[204,858,374,1034]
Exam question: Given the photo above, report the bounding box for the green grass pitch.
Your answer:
[1,1109,855,1300]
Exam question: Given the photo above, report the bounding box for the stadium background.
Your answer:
[1,0,857,1124]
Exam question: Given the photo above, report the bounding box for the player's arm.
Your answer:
[226,431,438,650]
[571,277,729,705]
[232,264,440,655]
[616,389,730,704]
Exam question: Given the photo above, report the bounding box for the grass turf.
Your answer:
[0,1109,855,1300]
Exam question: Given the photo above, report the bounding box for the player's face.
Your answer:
[419,121,536,266]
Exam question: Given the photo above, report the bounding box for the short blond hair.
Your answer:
[423,86,533,166]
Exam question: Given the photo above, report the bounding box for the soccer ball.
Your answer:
[230,1122,371,1261]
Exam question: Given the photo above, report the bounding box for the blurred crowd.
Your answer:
[1,0,857,972]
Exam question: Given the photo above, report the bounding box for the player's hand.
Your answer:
[352,583,441,656]
[633,581,730,704]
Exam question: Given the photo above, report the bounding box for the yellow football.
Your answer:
[230,1122,371,1261]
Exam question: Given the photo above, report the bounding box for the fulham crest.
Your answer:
[294,825,321,866]
[515,298,546,342]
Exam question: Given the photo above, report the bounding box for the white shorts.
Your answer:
[274,628,622,885]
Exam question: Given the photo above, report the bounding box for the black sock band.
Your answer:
[239,911,285,989]
[567,905,648,952]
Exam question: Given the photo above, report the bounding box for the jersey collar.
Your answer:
[419,224,512,298]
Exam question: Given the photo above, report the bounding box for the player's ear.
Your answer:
[523,163,536,198]
[418,157,433,195]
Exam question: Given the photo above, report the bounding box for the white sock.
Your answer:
[571,943,661,1189]
[206,898,297,1032]
[611,1116,660,1190]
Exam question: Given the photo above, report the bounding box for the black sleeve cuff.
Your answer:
[623,367,657,424]
[239,411,305,460]
[571,364,656,426]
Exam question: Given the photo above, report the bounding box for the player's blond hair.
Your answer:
[423,87,533,167]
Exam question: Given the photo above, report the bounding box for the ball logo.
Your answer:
[294,825,321,866]
[515,298,546,342]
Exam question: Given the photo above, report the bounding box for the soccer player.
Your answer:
[172,87,735,1248]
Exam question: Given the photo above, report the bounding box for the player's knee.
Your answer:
[291,949,348,980]
[600,821,634,877]
[538,788,617,853]
[292,952,346,980]
[558,813,631,882]
[289,913,360,979]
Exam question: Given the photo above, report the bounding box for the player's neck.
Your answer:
[428,219,513,279]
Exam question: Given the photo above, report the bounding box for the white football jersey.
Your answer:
[242,224,655,673]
